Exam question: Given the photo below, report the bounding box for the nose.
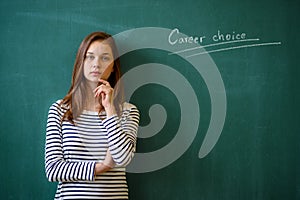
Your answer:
[92,58,101,69]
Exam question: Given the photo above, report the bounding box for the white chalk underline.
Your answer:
[185,42,282,58]
[168,38,260,55]
[168,39,282,57]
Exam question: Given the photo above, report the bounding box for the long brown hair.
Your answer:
[60,31,124,124]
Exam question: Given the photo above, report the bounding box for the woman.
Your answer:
[45,31,140,199]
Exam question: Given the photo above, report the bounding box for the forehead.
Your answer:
[87,40,113,54]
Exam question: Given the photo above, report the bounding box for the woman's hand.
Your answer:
[93,79,116,117]
[94,162,111,175]
[103,149,115,168]
[94,149,115,175]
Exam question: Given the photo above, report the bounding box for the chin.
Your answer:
[86,78,98,84]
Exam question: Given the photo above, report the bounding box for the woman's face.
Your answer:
[83,40,114,86]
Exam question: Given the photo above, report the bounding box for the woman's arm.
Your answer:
[94,80,140,167]
[94,149,115,175]
[45,101,111,182]
[102,103,140,167]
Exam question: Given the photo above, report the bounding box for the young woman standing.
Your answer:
[45,31,139,199]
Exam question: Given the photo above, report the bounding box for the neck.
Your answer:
[84,83,102,112]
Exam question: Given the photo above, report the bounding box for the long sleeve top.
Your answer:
[45,100,139,199]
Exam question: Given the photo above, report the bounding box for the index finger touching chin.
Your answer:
[99,79,110,86]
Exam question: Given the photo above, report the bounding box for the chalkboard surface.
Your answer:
[0,0,299,199]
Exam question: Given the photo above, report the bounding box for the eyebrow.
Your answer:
[86,52,112,55]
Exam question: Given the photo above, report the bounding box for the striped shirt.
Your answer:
[45,100,139,199]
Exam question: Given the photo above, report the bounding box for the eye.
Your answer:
[86,55,95,60]
[102,56,111,62]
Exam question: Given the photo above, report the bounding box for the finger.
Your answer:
[93,86,100,96]
[101,92,106,100]
[93,84,100,93]
[93,84,105,94]
[94,86,104,97]
[94,90,100,98]
[95,86,111,98]
[95,91,101,98]
[98,79,111,86]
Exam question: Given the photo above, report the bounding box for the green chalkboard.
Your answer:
[0,0,299,199]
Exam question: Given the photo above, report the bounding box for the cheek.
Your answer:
[83,63,90,78]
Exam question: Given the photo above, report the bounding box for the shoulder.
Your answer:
[121,102,140,119]
[48,99,67,116]
[122,102,139,113]
[49,99,62,110]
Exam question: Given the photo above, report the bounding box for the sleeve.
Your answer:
[44,101,96,182]
[102,103,140,167]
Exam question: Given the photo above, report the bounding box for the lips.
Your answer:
[90,71,101,76]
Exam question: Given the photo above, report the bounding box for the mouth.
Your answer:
[90,71,101,76]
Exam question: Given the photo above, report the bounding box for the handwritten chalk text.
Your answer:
[168,28,247,45]
[168,28,206,45]
[168,28,281,57]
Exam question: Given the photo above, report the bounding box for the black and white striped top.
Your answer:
[45,100,139,199]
